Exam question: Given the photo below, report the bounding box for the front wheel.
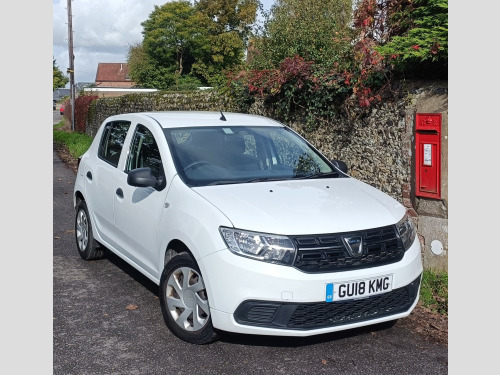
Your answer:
[159,252,218,344]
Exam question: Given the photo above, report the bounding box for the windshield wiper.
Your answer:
[294,171,338,179]
[206,180,242,186]
[244,177,289,183]
[207,177,289,185]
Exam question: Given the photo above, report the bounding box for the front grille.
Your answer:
[233,275,421,330]
[292,225,404,273]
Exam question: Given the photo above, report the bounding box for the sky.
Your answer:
[53,0,275,86]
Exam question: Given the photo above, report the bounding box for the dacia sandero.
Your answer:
[73,111,422,344]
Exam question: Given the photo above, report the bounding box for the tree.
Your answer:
[195,0,258,46]
[53,58,68,91]
[249,0,354,70]
[192,0,259,86]
[129,0,259,89]
[127,43,177,89]
[141,1,209,78]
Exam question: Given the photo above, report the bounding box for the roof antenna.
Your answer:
[220,111,227,121]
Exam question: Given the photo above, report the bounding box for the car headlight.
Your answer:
[219,227,296,265]
[396,213,417,251]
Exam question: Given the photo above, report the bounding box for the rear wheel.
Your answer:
[75,201,104,260]
[159,252,218,344]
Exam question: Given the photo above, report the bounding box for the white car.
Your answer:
[73,111,422,344]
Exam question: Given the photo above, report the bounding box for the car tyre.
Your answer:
[159,252,218,344]
[75,201,104,260]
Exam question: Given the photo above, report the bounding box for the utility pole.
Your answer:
[67,0,75,131]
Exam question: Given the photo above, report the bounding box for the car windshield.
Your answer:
[164,126,340,187]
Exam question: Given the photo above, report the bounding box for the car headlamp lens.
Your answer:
[220,227,296,265]
[396,213,417,251]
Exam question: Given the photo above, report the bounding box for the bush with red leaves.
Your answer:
[63,95,99,133]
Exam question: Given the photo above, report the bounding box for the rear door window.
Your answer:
[98,121,131,167]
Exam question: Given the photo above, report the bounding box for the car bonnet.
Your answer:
[192,178,406,235]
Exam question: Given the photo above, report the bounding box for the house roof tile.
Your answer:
[95,63,132,83]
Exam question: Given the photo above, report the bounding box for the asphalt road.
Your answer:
[53,148,448,375]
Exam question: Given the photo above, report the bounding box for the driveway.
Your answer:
[53,149,447,375]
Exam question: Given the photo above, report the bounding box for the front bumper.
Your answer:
[199,237,423,336]
[234,275,420,330]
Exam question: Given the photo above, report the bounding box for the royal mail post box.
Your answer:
[415,113,441,199]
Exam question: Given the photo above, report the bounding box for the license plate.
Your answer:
[325,275,393,302]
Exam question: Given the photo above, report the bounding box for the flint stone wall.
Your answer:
[249,86,428,205]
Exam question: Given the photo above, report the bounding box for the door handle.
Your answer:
[86,171,92,180]
[116,188,124,199]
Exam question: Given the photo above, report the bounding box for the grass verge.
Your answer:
[420,270,448,315]
[53,120,93,159]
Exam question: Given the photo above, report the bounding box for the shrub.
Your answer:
[356,0,448,78]
[74,95,99,133]
[62,95,99,133]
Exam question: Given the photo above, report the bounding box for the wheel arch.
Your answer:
[74,190,85,209]
[164,239,192,267]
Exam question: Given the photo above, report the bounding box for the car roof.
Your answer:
[106,111,284,129]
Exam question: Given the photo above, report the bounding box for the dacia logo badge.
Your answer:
[342,236,364,257]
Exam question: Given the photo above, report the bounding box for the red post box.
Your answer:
[415,113,441,199]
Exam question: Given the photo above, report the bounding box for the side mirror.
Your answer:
[127,167,157,188]
[331,160,348,174]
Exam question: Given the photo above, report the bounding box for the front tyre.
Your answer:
[75,201,103,260]
[159,252,218,344]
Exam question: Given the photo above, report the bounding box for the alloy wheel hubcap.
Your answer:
[166,266,210,331]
